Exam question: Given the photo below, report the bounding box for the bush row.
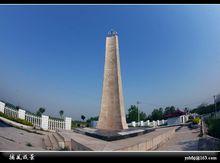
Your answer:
[205,118,220,139]
[0,111,33,126]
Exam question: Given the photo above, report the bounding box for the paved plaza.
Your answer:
[0,121,45,151]
[156,126,200,151]
[59,126,178,151]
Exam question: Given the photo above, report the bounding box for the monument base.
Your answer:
[74,127,155,141]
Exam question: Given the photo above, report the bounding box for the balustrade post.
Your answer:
[41,115,49,130]
[131,121,136,127]
[140,121,144,126]
[157,120,160,126]
[0,101,5,113]
[146,120,150,126]
[18,109,26,120]
[65,117,72,130]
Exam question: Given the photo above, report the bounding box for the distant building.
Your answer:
[90,121,98,128]
[163,109,186,119]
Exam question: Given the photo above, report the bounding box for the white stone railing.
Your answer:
[4,106,18,119]
[128,119,168,128]
[0,101,72,131]
[127,115,191,128]
[48,118,65,130]
[25,113,41,128]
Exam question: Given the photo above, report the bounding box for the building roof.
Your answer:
[163,109,186,119]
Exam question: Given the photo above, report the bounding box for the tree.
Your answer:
[15,106,21,110]
[59,110,64,119]
[151,108,163,120]
[184,107,189,113]
[139,111,147,121]
[146,115,153,121]
[164,106,176,115]
[170,106,176,113]
[81,115,86,121]
[36,107,46,116]
[126,105,147,123]
[86,116,99,123]
[191,103,216,115]
[159,107,163,114]
[126,105,138,123]
[198,102,208,108]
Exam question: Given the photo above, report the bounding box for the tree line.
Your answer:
[86,105,187,124]
[125,105,188,123]
[190,102,220,115]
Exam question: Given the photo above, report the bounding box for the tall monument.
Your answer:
[97,30,128,131]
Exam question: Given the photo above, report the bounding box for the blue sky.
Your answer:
[0,5,220,120]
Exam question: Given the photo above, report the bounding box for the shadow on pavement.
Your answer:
[0,120,12,127]
[178,139,199,150]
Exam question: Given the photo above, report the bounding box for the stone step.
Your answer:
[48,133,59,150]
[56,131,69,141]
[73,128,86,134]
[56,131,72,150]
[53,132,65,149]
[42,135,53,150]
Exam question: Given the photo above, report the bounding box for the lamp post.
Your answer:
[137,101,141,125]
[214,95,217,118]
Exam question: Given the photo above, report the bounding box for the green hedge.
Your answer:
[71,121,88,128]
[0,111,33,126]
[205,118,220,139]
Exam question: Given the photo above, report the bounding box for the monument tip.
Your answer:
[107,29,118,37]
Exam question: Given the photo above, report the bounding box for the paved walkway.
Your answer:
[156,126,200,151]
[0,120,45,151]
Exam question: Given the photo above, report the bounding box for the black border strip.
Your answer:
[0,151,219,162]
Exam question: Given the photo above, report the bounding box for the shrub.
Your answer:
[71,120,89,129]
[192,117,201,124]
[26,142,33,147]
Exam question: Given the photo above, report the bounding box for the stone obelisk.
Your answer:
[97,30,128,131]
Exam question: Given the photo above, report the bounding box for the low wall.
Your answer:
[116,127,177,151]
[71,139,92,151]
[59,126,178,151]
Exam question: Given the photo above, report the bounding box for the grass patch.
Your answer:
[71,121,88,129]
[26,142,33,147]
[0,111,33,126]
